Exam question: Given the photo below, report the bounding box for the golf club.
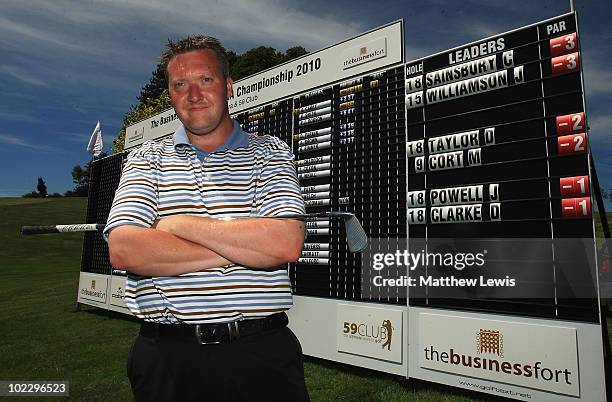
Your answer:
[223,211,368,252]
[21,211,368,252]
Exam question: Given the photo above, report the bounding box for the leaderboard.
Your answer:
[404,13,597,320]
[228,15,600,318]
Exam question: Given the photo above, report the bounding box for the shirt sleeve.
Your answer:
[256,138,306,217]
[103,150,158,241]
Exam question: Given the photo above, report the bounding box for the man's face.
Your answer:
[167,49,233,137]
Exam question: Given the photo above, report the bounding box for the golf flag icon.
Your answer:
[87,121,103,157]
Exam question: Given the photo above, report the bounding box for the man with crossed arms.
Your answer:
[105,36,309,402]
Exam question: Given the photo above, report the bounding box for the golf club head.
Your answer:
[231,211,368,253]
[292,211,368,252]
[343,215,368,252]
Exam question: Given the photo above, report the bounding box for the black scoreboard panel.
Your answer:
[292,66,407,302]
[234,99,294,145]
[80,153,126,275]
[405,13,599,322]
[291,85,337,298]
[235,66,407,304]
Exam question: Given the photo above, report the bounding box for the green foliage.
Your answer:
[227,50,238,73]
[69,152,108,197]
[71,164,89,197]
[280,46,308,63]
[230,46,281,79]
[137,63,167,104]
[0,197,136,402]
[230,46,308,80]
[112,90,172,153]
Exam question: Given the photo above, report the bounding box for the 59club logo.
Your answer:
[341,319,394,350]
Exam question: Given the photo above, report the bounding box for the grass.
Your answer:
[0,197,137,401]
[0,197,608,401]
[595,211,612,239]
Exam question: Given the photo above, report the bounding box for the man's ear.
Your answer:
[226,77,234,99]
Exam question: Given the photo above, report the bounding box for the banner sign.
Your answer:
[337,304,403,363]
[419,313,579,397]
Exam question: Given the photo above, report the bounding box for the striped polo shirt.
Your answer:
[104,120,305,323]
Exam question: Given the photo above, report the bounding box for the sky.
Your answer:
[1,0,610,206]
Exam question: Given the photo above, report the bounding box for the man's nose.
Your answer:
[188,83,202,102]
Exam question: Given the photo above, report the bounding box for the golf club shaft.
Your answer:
[21,212,352,234]
[21,212,368,252]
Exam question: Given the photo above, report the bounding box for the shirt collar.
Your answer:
[172,119,249,157]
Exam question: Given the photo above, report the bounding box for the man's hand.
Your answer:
[151,216,179,233]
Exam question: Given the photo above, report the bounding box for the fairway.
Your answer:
[1,197,608,401]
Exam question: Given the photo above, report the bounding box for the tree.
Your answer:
[226,50,238,74]
[71,164,89,197]
[230,46,280,80]
[21,177,50,197]
[230,46,308,79]
[137,63,168,104]
[36,177,48,197]
[70,152,107,197]
[280,46,308,64]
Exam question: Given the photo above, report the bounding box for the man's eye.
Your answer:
[202,77,212,83]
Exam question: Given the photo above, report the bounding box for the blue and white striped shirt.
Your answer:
[104,121,305,323]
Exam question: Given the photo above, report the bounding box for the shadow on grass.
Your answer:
[72,304,141,324]
[304,355,502,401]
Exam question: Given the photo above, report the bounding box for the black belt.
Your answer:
[140,312,288,345]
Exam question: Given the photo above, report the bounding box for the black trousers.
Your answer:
[127,324,310,402]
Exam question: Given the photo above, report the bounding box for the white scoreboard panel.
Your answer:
[405,12,600,322]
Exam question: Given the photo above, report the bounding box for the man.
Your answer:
[104,36,309,402]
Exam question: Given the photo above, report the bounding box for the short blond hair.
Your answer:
[160,35,229,78]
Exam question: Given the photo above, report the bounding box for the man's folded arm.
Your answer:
[154,216,305,268]
[152,142,307,268]
[107,225,232,276]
